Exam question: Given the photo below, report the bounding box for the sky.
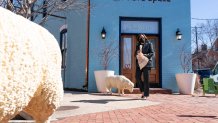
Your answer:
[191,0,218,26]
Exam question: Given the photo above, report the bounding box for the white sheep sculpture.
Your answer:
[0,7,63,123]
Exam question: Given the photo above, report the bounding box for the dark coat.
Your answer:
[135,41,155,68]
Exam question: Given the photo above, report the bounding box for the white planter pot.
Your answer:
[94,70,114,93]
[176,73,197,95]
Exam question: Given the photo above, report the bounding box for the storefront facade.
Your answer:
[45,0,191,92]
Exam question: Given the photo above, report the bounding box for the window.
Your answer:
[60,29,67,69]
[121,20,159,34]
[123,38,132,69]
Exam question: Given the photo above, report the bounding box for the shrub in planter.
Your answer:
[176,45,197,95]
[94,41,118,92]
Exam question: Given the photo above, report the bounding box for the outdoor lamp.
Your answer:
[101,27,106,39]
[176,28,182,40]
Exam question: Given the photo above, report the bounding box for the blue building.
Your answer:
[44,0,191,93]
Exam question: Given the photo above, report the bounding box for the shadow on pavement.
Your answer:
[177,115,218,119]
[71,98,140,104]
[89,93,134,97]
[198,96,217,98]
[57,106,80,111]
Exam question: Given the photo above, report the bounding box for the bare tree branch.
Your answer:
[192,20,218,70]
[180,45,192,73]
[97,41,118,70]
[1,0,88,25]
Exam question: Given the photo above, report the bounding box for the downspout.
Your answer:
[84,0,90,90]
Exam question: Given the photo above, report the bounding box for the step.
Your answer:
[125,88,172,94]
[9,120,35,123]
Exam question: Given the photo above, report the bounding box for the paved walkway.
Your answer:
[51,91,159,120]
[51,90,218,123]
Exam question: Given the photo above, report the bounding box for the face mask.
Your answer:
[139,38,145,43]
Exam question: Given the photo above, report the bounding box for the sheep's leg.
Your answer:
[24,69,63,123]
[23,89,53,123]
[106,88,112,95]
[118,89,122,95]
[121,89,125,95]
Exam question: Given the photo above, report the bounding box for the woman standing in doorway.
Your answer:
[135,34,154,99]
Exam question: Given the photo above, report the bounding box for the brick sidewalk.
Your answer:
[52,93,218,123]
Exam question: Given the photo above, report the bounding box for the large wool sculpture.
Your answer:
[0,7,63,123]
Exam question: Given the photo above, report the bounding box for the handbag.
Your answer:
[136,45,149,70]
[137,52,149,70]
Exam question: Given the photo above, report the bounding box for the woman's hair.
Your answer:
[137,34,148,41]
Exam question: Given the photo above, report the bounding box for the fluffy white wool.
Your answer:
[0,7,63,123]
[105,75,134,95]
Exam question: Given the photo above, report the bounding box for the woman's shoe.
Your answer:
[141,95,146,99]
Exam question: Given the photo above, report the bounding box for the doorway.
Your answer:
[121,35,160,87]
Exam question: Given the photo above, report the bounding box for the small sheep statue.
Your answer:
[0,7,63,123]
[105,75,134,95]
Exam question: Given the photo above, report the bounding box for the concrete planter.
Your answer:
[94,70,114,93]
[176,73,197,95]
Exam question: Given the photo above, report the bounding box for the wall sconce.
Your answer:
[101,27,106,39]
[176,28,182,40]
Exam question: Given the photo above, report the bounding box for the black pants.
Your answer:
[136,66,150,97]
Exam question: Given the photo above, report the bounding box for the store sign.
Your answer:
[121,20,159,34]
[114,0,171,3]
